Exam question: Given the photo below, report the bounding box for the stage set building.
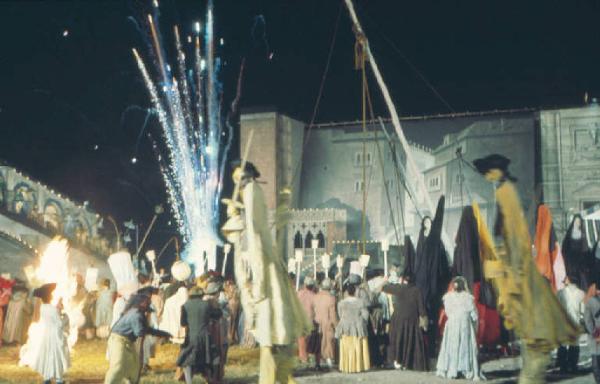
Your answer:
[0,163,111,280]
[239,104,600,269]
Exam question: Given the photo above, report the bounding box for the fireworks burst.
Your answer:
[132,0,231,275]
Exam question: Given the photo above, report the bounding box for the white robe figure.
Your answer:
[19,303,70,381]
[95,287,113,338]
[436,290,481,380]
[159,286,188,344]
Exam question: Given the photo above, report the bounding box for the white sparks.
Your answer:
[132,0,230,276]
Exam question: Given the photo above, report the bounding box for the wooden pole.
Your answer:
[343,0,452,253]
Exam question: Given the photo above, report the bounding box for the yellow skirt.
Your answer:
[338,335,370,373]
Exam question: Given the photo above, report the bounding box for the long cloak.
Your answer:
[562,214,591,290]
[414,196,450,356]
[491,181,580,350]
[452,206,495,308]
[383,283,427,371]
[414,196,450,311]
[533,204,559,290]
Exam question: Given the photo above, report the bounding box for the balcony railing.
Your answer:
[0,200,113,258]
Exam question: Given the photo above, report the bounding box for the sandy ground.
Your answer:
[0,338,597,383]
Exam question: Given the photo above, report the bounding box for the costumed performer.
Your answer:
[19,283,70,384]
[104,292,171,384]
[473,154,580,384]
[222,160,311,384]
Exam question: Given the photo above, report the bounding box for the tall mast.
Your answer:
[343,0,452,253]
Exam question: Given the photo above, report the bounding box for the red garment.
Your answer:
[473,283,500,346]
[0,277,15,347]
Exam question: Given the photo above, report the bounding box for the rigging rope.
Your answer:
[357,25,368,255]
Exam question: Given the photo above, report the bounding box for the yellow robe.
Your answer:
[473,181,580,352]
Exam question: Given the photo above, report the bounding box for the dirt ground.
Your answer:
[0,338,596,383]
[0,338,260,383]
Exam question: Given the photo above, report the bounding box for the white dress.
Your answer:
[436,291,481,380]
[19,303,70,380]
[159,286,188,343]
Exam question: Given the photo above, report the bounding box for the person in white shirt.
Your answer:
[556,275,585,373]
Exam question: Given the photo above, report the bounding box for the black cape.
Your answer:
[414,196,450,312]
[561,214,591,290]
[402,235,417,280]
[452,205,495,308]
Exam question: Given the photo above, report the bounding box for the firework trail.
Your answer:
[132,0,229,275]
[251,15,271,60]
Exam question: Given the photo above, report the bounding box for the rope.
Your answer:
[359,29,368,255]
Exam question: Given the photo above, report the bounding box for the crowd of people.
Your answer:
[1,155,600,384]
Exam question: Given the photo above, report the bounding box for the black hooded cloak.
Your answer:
[561,214,591,290]
[402,235,417,280]
[414,196,450,357]
[452,206,495,308]
[414,196,450,312]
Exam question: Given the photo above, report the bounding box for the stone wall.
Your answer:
[540,106,600,241]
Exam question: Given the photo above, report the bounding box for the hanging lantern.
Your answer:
[171,260,192,282]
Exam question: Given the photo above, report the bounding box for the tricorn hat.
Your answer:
[33,283,56,303]
[231,160,261,179]
[473,154,516,181]
[473,154,510,175]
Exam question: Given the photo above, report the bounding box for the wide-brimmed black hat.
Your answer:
[473,154,510,175]
[230,160,261,179]
[33,283,56,303]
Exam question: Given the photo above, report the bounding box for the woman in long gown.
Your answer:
[383,274,427,371]
[335,284,371,373]
[436,276,481,380]
[19,283,70,384]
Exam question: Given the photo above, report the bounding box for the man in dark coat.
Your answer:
[176,286,222,384]
[383,274,427,371]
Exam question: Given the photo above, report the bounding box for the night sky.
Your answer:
[2,0,600,248]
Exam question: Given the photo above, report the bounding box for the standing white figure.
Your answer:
[20,283,70,384]
[160,286,188,344]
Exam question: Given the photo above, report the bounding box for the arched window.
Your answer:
[316,231,325,248]
[294,231,303,249]
[304,231,314,249]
